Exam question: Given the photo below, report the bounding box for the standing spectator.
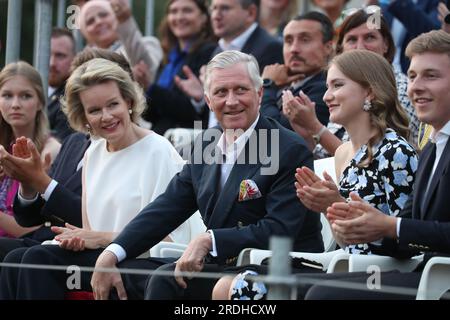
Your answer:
[78,0,163,83]
[175,0,284,128]
[48,28,76,142]
[259,0,298,39]
[136,0,216,135]
[367,0,440,73]
[0,62,61,239]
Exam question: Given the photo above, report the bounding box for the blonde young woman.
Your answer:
[212,50,418,300]
[0,62,60,238]
[0,58,203,299]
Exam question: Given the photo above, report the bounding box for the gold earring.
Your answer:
[85,124,91,134]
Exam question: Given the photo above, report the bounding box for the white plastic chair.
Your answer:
[416,256,450,300]
[348,253,423,273]
[149,211,206,258]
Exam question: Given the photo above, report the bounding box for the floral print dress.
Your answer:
[339,129,418,254]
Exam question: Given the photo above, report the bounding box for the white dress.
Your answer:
[83,132,203,245]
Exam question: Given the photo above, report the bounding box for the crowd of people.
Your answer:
[0,0,450,300]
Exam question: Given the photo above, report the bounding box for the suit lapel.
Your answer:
[413,143,435,218]
[421,139,450,218]
[208,117,269,229]
[63,138,91,190]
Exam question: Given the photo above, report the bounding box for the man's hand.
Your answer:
[262,64,304,87]
[91,250,127,300]
[0,138,51,194]
[132,60,152,89]
[109,0,132,23]
[282,90,323,134]
[174,232,212,289]
[331,192,398,244]
[174,66,204,102]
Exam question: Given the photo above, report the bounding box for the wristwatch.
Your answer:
[312,126,327,144]
[262,78,274,88]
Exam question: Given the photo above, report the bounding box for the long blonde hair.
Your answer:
[0,61,49,152]
[331,50,410,166]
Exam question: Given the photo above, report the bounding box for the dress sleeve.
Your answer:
[380,140,418,216]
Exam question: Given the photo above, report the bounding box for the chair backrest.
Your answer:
[313,157,337,183]
[313,157,337,252]
[320,213,336,252]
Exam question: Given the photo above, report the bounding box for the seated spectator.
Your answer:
[0,62,61,239]
[88,50,323,301]
[260,12,333,142]
[47,28,77,142]
[367,0,440,73]
[136,0,216,135]
[259,0,298,39]
[78,0,163,84]
[0,49,134,264]
[305,30,450,300]
[214,49,418,300]
[0,58,202,299]
[287,9,419,159]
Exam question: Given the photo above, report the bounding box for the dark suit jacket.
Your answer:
[13,133,90,242]
[382,0,440,73]
[375,138,450,261]
[143,42,217,135]
[211,25,283,73]
[114,116,324,264]
[47,84,74,142]
[260,71,329,131]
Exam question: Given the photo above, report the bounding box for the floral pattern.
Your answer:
[230,270,267,300]
[339,129,418,254]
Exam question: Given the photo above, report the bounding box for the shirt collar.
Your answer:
[430,120,450,143]
[218,23,258,52]
[216,114,260,162]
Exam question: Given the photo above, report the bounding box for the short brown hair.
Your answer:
[336,9,395,63]
[62,58,146,134]
[405,30,450,60]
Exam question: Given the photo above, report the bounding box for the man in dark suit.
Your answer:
[175,0,284,128]
[47,28,76,142]
[299,30,450,299]
[260,12,333,134]
[90,50,323,300]
[0,133,88,262]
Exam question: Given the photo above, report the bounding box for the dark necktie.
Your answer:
[420,142,437,214]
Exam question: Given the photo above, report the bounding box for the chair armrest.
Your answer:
[417,256,450,300]
[149,241,188,257]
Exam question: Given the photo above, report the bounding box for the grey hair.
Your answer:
[204,50,263,96]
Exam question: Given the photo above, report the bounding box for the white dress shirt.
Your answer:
[106,115,260,262]
[396,120,450,237]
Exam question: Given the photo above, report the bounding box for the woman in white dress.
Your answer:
[0,58,203,299]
